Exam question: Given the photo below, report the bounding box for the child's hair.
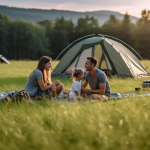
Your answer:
[72,68,84,81]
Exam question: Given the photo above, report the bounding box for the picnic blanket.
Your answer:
[0,90,19,100]
[1,90,150,102]
[110,92,150,99]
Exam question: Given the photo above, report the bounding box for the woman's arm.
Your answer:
[38,78,56,92]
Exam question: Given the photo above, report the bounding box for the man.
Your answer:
[82,57,111,99]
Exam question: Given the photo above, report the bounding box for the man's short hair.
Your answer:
[87,57,98,67]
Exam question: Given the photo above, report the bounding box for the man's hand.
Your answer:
[81,87,89,93]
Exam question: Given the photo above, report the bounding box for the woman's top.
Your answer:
[69,81,82,99]
[25,69,43,96]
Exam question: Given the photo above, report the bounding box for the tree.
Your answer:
[0,13,12,57]
[109,14,118,23]
[135,9,150,59]
[119,12,135,47]
[49,17,74,59]
[7,18,50,60]
[0,13,12,23]
[37,20,54,56]
[141,9,150,24]
[51,30,69,59]
[75,15,101,38]
[54,16,74,42]
[101,14,121,38]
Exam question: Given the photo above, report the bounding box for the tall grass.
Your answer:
[0,60,150,150]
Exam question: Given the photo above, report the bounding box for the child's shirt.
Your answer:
[69,81,82,99]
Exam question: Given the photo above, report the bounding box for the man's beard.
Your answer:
[86,67,92,71]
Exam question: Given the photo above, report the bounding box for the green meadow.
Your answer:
[0,60,150,150]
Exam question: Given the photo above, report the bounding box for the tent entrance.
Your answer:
[94,44,113,76]
[65,47,92,73]
[65,44,113,76]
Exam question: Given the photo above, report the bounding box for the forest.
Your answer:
[0,9,150,60]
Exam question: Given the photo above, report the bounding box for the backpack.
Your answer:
[11,90,31,102]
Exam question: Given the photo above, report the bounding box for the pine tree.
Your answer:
[135,9,150,59]
[119,12,135,47]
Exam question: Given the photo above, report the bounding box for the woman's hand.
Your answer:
[51,85,56,92]
[38,78,57,92]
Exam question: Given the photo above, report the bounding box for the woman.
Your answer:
[24,56,63,98]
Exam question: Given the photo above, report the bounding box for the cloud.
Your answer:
[0,0,140,5]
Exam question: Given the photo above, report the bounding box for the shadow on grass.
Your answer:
[0,77,27,92]
[0,76,72,93]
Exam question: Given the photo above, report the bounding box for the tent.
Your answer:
[0,55,10,64]
[52,34,149,78]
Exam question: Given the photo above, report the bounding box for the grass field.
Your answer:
[0,60,150,150]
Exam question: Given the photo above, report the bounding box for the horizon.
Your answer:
[0,5,140,18]
[0,0,150,18]
[0,5,137,13]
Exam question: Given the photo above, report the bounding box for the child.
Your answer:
[59,68,84,99]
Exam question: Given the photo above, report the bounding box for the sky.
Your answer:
[0,0,150,17]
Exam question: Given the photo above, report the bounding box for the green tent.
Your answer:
[52,34,149,78]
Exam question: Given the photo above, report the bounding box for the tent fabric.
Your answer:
[52,37,103,75]
[52,35,149,78]
[66,47,92,73]
[103,41,133,76]
[104,38,148,77]
[105,38,147,73]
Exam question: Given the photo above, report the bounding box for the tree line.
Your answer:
[0,9,150,60]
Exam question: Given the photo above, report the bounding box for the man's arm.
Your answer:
[82,81,88,88]
[82,82,106,95]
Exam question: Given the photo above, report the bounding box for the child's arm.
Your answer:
[75,91,84,100]
[75,91,79,96]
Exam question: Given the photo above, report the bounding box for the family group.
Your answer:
[25,56,111,100]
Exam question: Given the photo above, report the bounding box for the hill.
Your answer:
[0,5,139,26]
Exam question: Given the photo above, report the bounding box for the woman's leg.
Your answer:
[34,88,51,98]
[51,83,63,97]
[55,83,64,95]
[51,86,56,97]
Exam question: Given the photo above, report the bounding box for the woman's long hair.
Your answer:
[28,56,52,86]
[37,56,52,86]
